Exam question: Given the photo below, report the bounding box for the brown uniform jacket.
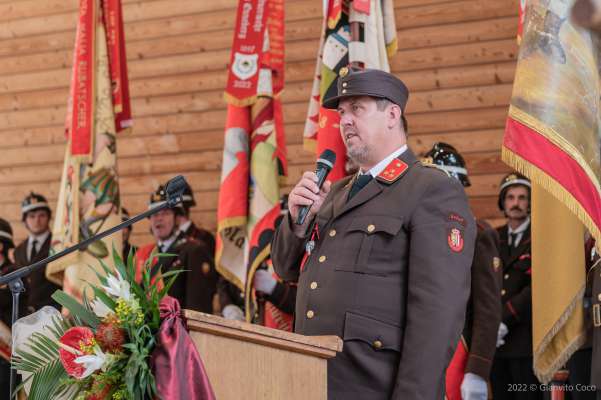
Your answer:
[272,150,476,400]
[495,223,533,358]
[139,232,218,313]
[183,222,216,254]
[463,220,502,379]
[14,234,61,314]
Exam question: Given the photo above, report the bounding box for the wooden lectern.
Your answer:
[184,310,343,400]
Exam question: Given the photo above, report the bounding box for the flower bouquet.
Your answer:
[11,249,214,400]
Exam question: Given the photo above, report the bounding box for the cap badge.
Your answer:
[339,67,349,77]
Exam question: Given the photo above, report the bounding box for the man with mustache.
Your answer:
[490,173,543,399]
[271,67,476,399]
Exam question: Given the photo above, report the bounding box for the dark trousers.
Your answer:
[565,348,596,400]
[0,359,10,400]
[491,356,543,400]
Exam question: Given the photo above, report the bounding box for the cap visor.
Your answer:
[322,94,344,109]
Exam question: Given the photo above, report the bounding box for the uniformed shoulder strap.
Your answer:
[420,161,452,178]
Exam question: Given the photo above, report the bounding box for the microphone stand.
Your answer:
[0,175,187,397]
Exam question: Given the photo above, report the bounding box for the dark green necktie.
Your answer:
[348,174,373,200]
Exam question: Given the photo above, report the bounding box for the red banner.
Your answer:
[266,0,284,94]
[445,339,468,400]
[353,0,370,14]
[69,0,97,158]
[225,0,269,106]
[103,0,132,132]
[266,0,287,177]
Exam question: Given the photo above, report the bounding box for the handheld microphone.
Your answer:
[295,149,336,225]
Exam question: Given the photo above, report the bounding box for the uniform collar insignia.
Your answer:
[375,158,408,184]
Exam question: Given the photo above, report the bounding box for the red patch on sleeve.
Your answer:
[448,213,466,226]
[448,227,464,253]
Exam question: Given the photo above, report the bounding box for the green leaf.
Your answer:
[51,290,100,329]
[11,314,74,400]
[112,244,129,282]
[90,285,117,309]
[27,360,69,400]
[158,270,185,299]
[127,247,136,280]
[97,258,113,281]
[87,263,109,287]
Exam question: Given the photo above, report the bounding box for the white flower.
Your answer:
[74,347,109,379]
[102,271,131,301]
[91,299,112,318]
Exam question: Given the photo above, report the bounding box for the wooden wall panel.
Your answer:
[0,0,518,246]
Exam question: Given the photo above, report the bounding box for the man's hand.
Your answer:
[497,322,509,347]
[460,373,488,400]
[253,269,277,295]
[288,171,331,237]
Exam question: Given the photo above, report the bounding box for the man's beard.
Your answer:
[346,142,370,166]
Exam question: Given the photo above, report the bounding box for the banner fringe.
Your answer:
[502,146,601,250]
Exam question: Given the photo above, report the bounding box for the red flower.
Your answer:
[95,322,125,353]
[87,379,113,400]
[58,327,95,379]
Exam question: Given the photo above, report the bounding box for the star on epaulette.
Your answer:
[376,159,408,184]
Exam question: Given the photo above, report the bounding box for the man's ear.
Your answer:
[387,104,402,130]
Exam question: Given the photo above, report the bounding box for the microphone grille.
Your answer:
[317,149,336,169]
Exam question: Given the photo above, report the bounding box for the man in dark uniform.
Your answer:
[424,143,502,400]
[176,181,216,253]
[0,218,17,400]
[135,186,218,313]
[271,68,476,400]
[587,238,601,399]
[121,207,138,261]
[491,173,543,399]
[219,195,297,328]
[13,192,61,315]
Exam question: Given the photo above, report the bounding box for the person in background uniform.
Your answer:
[560,235,596,400]
[0,218,16,400]
[587,238,601,399]
[491,173,543,399]
[121,207,138,262]
[13,192,60,315]
[424,143,502,400]
[176,181,216,254]
[135,186,218,313]
[218,195,297,328]
[271,67,476,400]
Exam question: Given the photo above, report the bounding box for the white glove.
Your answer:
[461,373,488,400]
[253,269,277,295]
[222,304,245,321]
[497,322,509,347]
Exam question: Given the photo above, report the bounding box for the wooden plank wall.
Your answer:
[0,0,518,246]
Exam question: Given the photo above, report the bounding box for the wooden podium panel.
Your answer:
[185,310,342,400]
